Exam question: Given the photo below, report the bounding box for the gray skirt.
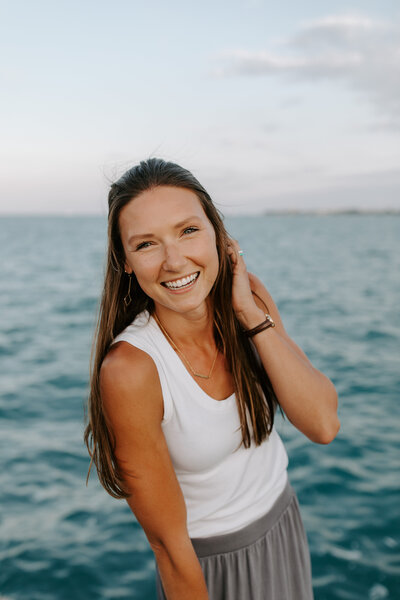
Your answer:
[155,478,314,600]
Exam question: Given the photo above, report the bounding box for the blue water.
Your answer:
[0,215,399,600]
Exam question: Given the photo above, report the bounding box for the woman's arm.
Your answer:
[248,273,340,444]
[100,343,209,600]
[227,240,340,444]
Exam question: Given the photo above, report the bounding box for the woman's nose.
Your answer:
[162,243,187,271]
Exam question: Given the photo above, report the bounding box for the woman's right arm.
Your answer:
[100,342,209,600]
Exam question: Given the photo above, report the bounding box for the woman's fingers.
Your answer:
[227,238,245,269]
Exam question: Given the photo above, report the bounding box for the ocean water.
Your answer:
[0,214,399,600]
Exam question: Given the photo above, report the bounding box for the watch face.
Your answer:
[266,314,275,326]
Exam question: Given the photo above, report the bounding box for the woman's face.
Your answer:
[119,185,220,316]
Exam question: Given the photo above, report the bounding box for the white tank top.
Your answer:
[112,310,289,538]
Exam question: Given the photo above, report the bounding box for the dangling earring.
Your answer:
[124,272,133,307]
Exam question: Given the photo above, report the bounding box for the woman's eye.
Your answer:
[135,228,197,250]
[136,241,152,250]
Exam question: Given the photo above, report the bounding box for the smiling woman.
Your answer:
[84,157,339,599]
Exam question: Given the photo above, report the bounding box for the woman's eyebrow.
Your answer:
[128,216,202,244]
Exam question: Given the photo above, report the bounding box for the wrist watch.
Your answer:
[244,313,275,338]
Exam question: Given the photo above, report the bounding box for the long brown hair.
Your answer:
[84,157,283,499]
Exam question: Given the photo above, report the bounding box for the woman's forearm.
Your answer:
[241,307,340,444]
[153,542,209,600]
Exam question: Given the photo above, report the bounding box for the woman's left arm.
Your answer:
[227,240,340,445]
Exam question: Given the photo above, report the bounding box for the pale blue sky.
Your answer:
[1,0,399,214]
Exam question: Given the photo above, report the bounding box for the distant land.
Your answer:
[262,208,400,215]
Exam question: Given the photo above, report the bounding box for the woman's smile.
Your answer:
[161,271,200,292]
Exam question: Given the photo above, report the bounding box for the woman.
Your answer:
[84,157,340,599]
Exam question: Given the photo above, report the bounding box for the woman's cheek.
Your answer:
[136,252,160,275]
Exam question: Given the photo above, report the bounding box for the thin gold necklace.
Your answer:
[153,312,219,380]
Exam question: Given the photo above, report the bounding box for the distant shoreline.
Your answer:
[0,209,399,217]
[262,209,400,215]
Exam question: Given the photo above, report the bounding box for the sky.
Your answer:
[1,0,399,214]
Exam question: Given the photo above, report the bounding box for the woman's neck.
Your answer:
[153,302,216,350]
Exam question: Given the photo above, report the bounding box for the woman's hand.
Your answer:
[226,238,265,330]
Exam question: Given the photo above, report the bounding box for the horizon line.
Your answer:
[0,208,400,217]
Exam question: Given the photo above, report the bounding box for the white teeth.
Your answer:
[164,272,198,289]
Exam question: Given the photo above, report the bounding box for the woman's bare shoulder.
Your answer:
[102,340,157,375]
[100,341,163,423]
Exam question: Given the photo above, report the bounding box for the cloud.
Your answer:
[214,13,400,127]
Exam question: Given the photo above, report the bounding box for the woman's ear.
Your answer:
[124,260,132,275]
